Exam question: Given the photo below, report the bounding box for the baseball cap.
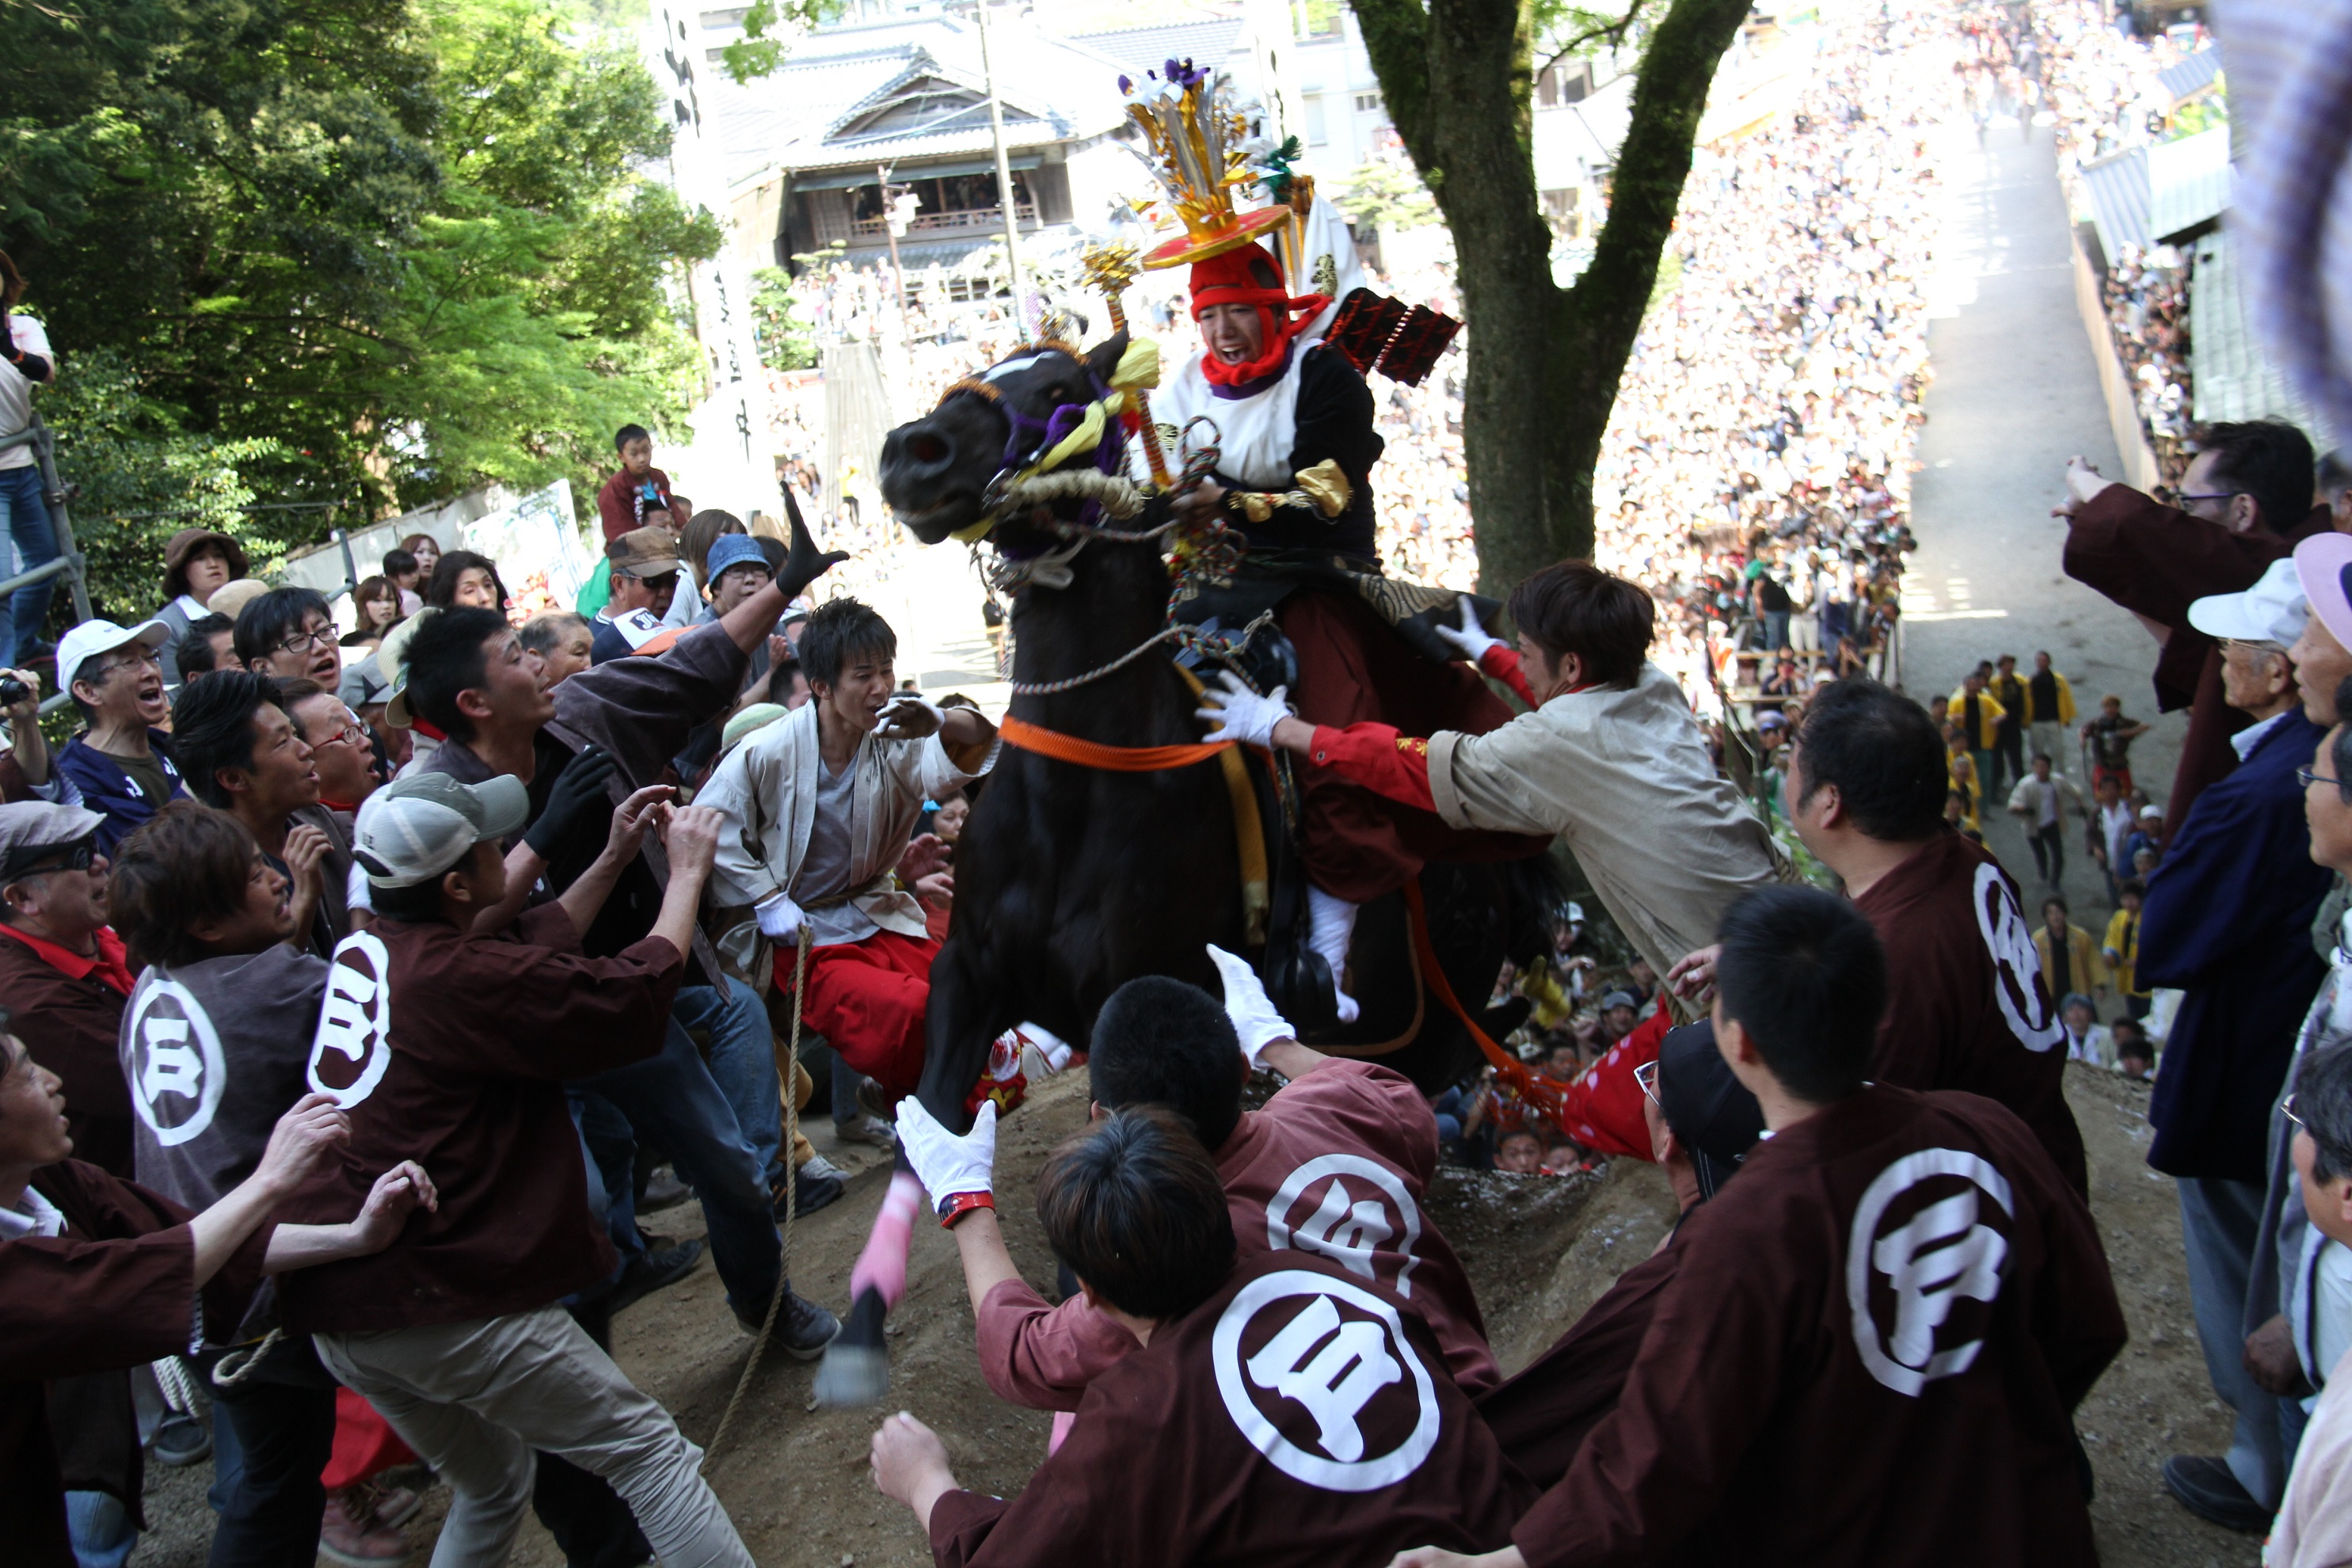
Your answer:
[0,801,106,880]
[607,527,681,579]
[2187,558,2309,646]
[706,534,768,582]
[208,580,271,622]
[1599,988,1641,1012]
[1757,709,1787,730]
[55,618,171,686]
[1564,902,1585,925]
[1655,1020,1765,1201]
[2293,532,2352,654]
[377,611,434,731]
[352,771,530,889]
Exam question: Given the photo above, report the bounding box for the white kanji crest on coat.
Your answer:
[308,931,393,1108]
[1848,1147,2015,1396]
[1265,1154,1424,1298]
[1973,862,2063,1052]
[126,976,226,1147]
[1212,1270,1441,1492]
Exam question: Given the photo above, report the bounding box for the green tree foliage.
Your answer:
[751,266,819,371]
[0,0,722,629]
[1334,156,1441,232]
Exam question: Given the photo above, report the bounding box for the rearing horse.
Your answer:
[814,331,1545,1405]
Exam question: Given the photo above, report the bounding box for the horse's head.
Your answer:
[880,332,1132,546]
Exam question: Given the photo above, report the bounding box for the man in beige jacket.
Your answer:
[1198,559,1783,982]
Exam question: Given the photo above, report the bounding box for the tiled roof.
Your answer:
[706,14,1130,185]
[1066,18,1247,80]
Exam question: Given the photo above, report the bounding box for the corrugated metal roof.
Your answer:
[2190,227,2336,448]
[2080,126,2232,256]
[2146,125,2232,241]
[706,15,1129,185]
[2158,47,2221,105]
[1067,19,1247,80]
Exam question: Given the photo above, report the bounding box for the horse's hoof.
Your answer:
[813,1343,890,1408]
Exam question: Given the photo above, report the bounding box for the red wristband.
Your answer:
[938,1190,995,1228]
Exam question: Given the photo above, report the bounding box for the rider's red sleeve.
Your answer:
[1304,723,1437,813]
[1479,644,1539,708]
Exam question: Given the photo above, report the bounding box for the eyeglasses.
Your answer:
[2285,1093,2304,1132]
[314,716,370,748]
[1635,1058,1661,1108]
[2298,767,2347,791]
[274,626,338,656]
[97,649,162,676]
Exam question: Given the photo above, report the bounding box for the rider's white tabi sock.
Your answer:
[1307,885,1362,1025]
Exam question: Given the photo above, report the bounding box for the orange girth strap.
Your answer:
[1402,880,1569,1124]
[998,713,1237,771]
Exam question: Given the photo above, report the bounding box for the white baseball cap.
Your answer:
[2187,558,2309,647]
[55,618,170,687]
[352,771,530,888]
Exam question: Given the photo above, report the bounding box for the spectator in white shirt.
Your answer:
[2007,752,2084,890]
[0,253,58,667]
[2059,993,2113,1068]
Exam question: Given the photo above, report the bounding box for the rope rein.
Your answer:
[1005,610,1275,698]
[701,923,809,1472]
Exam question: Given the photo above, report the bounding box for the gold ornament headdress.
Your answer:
[1119,60,1290,270]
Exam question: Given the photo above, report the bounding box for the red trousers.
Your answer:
[775,928,938,1102]
[1278,588,1551,901]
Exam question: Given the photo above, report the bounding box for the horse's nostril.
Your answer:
[911,433,948,465]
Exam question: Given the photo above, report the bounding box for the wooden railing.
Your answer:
[851,204,1037,239]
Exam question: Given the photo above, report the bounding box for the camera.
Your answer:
[0,676,29,708]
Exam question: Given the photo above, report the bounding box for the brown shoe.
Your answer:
[318,1486,412,1565]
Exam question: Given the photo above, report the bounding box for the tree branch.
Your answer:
[1536,0,1648,81]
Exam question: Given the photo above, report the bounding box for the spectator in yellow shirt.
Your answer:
[2034,893,2108,1007]
[2103,877,2150,1020]
[1949,668,2008,809]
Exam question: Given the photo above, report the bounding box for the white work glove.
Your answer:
[896,1098,998,1210]
[1433,594,1503,664]
[755,890,808,942]
[876,694,945,740]
[1194,671,1291,748]
[1208,943,1296,1069]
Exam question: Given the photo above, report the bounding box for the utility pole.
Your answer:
[972,0,1028,338]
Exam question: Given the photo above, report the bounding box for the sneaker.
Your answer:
[799,1152,850,1183]
[2160,1455,2271,1533]
[854,1076,896,1124]
[318,1487,411,1565]
[639,1165,690,1213]
[149,1409,211,1467]
[733,1288,843,1359]
[835,1113,897,1150]
[607,1239,705,1318]
[351,1477,421,1529]
[774,1161,844,1217]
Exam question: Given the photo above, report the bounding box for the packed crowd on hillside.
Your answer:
[21,1,2352,1566]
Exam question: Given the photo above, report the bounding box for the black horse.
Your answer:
[813,331,1549,1404]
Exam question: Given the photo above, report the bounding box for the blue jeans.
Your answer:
[573,1092,644,1275]
[681,979,783,1190]
[0,463,57,665]
[570,1012,782,1319]
[65,1490,136,1568]
[207,1378,337,1568]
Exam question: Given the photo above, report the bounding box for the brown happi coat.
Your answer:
[932,1249,1528,1568]
[0,1160,272,1567]
[1857,831,2088,1193]
[276,904,683,1334]
[1510,1085,2122,1568]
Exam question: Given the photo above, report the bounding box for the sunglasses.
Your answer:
[1635,1058,1661,1108]
[3,840,97,881]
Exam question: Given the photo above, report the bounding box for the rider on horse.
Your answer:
[1133,71,1546,1024]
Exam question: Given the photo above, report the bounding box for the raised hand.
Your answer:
[895,1098,997,1211]
[778,489,852,601]
[896,832,950,885]
[1433,594,1503,664]
[877,695,945,741]
[524,745,618,860]
[660,803,725,882]
[607,783,676,861]
[1208,943,1294,1068]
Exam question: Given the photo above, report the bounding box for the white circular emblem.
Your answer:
[1846,1147,2015,1397]
[1264,1154,1424,1298]
[126,976,226,1147]
[1971,862,2062,1052]
[1211,1270,1441,1492]
[308,931,394,1109]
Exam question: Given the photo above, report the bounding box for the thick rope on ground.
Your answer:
[701,924,809,1473]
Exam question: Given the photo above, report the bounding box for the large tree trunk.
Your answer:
[1353,0,1754,592]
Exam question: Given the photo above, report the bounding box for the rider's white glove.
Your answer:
[755,890,808,942]
[1208,943,1296,1070]
[896,1099,998,1210]
[1434,594,1504,664]
[876,695,945,740]
[1194,671,1291,749]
